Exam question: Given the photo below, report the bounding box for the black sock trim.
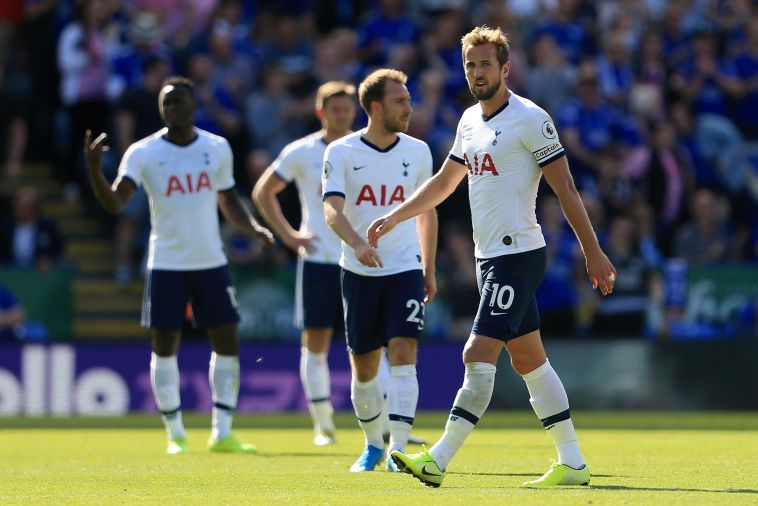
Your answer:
[160,407,181,417]
[450,406,480,425]
[213,402,235,412]
[389,414,415,426]
[541,408,571,428]
[357,412,382,423]
[309,396,331,404]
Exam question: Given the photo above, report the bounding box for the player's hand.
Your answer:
[285,232,317,255]
[586,249,617,296]
[254,225,275,253]
[83,130,109,171]
[423,272,437,304]
[366,214,397,248]
[354,241,383,268]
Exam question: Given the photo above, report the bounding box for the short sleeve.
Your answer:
[322,144,346,200]
[270,142,300,183]
[113,143,144,190]
[216,139,236,191]
[520,107,565,168]
[447,116,466,165]
[418,142,433,186]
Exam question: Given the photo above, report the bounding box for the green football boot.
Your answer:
[389,448,445,487]
[166,436,188,455]
[522,462,590,487]
[208,434,258,454]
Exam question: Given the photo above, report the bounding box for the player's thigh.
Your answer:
[341,269,385,355]
[189,265,241,329]
[298,260,342,334]
[384,269,426,343]
[142,269,190,331]
[471,247,546,343]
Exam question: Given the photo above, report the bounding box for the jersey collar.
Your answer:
[360,135,400,153]
[481,100,509,122]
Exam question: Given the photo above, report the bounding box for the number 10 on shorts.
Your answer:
[488,283,514,313]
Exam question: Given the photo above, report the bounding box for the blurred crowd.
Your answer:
[1,0,757,340]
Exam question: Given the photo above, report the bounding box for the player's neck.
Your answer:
[479,87,511,118]
[322,128,350,144]
[163,126,197,146]
[361,123,398,150]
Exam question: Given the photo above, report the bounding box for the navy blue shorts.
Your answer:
[341,269,425,355]
[295,260,342,329]
[141,265,241,331]
[472,247,546,342]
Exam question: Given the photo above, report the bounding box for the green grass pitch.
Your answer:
[1,411,757,505]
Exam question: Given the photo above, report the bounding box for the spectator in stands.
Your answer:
[57,0,121,204]
[0,283,24,341]
[186,53,241,138]
[536,194,582,337]
[110,11,172,99]
[731,16,758,140]
[525,32,576,116]
[623,120,695,252]
[595,31,635,108]
[673,188,732,266]
[591,215,661,337]
[0,186,64,271]
[357,0,420,70]
[669,29,743,117]
[529,0,594,65]
[557,61,639,190]
[0,30,30,180]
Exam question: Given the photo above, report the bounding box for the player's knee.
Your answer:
[387,338,417,365]
[509,351,545,376]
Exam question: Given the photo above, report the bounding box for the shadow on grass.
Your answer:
[591,485,758,494]
[449,472,617,478]
[256,452,355,458]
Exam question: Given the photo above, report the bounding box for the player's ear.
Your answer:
[315,107,324,120]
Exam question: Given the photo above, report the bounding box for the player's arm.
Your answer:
[367,157,467,247]
[416,208,438,303]
[252,168,315,254]
[323,195,382,268]
[83,130,135,214]
[542,155,617,296]
[217,188,274,249]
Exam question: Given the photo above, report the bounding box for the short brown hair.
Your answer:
[316,80,356,109]
[461,26,510,67]
[358,68,408,114]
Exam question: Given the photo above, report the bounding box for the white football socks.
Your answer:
[209,352,239,442]
[429,362,496,470]
[387,364,418,454]
[377,351,392,435]
[300,348,335,434]
[350,375,384,449]
[521,360,585,469]
[150,353,185,440]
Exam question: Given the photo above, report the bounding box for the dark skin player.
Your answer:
[84,82,274,358]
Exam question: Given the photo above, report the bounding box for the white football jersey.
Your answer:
[323,131,433,276]
[114,127,235,270]
[449,93,564,259]
[271,131,341,264]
